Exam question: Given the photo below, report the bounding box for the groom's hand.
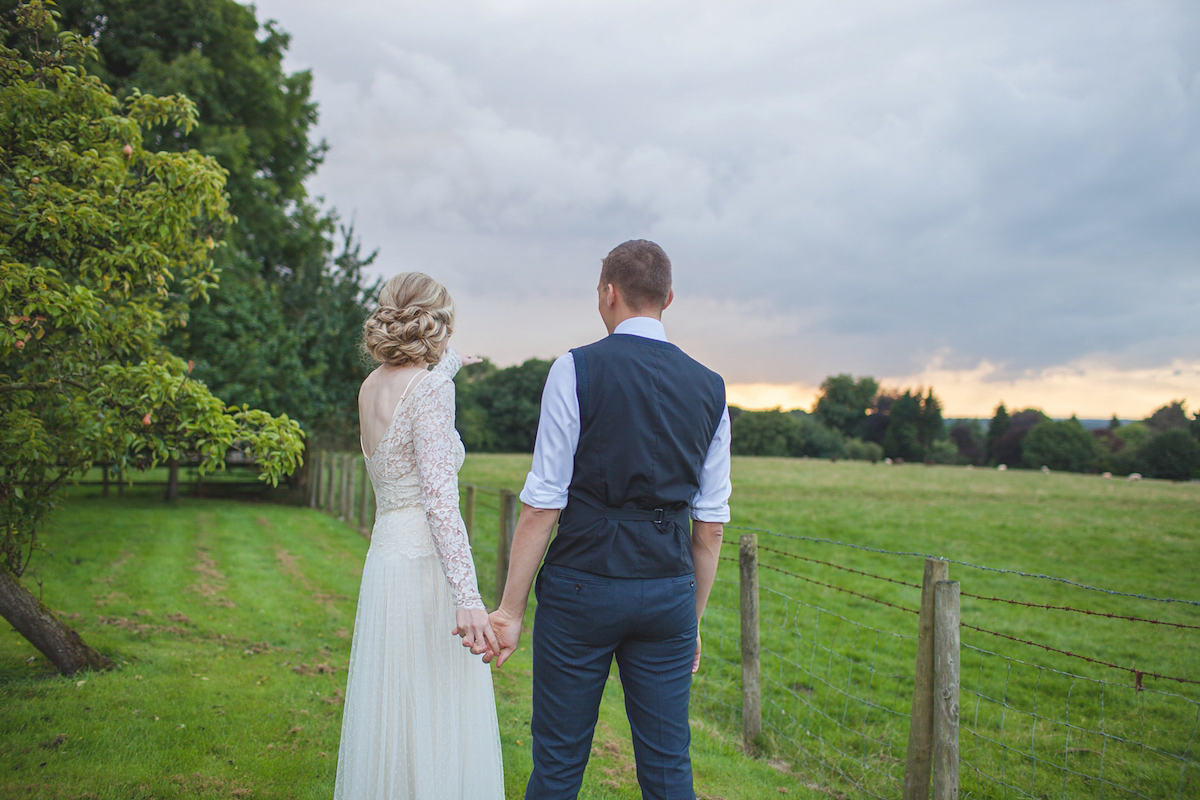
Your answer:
[485,607,523,667]
[692,633,702,674]
[453,607,500,661]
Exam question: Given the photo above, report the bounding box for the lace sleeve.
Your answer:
[431,346,462,378]
[412,374,484,610]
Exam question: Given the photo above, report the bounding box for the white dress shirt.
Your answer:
[519,316,732,522]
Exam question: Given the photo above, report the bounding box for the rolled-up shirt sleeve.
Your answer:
[520,353,579,509]
[691,406,732,522]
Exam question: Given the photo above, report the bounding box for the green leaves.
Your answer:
[0,1,304,575]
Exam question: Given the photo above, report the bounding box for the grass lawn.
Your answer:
[0,460,803,800]
[1,456,1196,799]
[463,456,1200,799]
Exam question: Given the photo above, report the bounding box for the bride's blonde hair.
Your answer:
[362,272,455,366]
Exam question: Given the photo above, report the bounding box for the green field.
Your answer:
[1,456,1197,799]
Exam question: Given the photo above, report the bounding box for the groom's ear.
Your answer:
[602,282,617,308]
[661,289,674,312]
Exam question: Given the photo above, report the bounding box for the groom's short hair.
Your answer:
[600,239,672,312]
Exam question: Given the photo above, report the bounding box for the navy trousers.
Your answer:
[526,564,698,800]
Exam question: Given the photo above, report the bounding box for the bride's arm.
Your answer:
[412,375,484,611]
[430,345,462,378]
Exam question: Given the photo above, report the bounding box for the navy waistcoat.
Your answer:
[544,332,726,578]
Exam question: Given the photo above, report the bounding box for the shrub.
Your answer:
[731,410,798,457]
[1138,430,1200,481]
[1021,419,1097,473]
[845,438,884,463]
[731,410,846,459]
[927,439,959,465]
[793,415,847,459]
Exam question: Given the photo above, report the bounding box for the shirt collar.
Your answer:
[613,316,668,342]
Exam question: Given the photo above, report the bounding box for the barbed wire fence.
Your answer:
[307,452,1198,799]
[691,524,1200,800]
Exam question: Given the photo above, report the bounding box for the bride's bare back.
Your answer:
[358,363,430,458]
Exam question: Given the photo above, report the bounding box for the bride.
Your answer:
[333,272,505,799]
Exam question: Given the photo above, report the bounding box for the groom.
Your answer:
[487,240,731,800]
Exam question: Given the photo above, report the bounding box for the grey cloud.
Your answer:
[257,0,1200,383]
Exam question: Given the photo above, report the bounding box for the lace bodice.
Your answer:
[363,349,483,610]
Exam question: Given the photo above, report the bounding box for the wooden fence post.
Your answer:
[340,454,354,521]
[739,533,762,753]
[933,580,961,800]
[309,450,321,509]
[358,459,373,536]
[334,455,344,519]
[463,484,476,544]
[495,490,517,606]
[323,453,335,513]
[329,455,337,515]
[904,557,949,800]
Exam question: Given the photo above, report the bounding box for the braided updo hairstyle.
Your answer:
[362,272,455,366]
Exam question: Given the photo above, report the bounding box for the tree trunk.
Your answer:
[0,564,113,676]
[165,458,179,501]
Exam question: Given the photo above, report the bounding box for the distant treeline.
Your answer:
[732,375,1199,480]
[454,367,1200,481]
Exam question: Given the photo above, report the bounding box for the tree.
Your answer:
[1108,421,1153,475]
[990,408,1047,468]
[791,413,846,458]
[948,420,986,465]
[1145,400,1189,434]
[813,374,879,438]
[917,388,946,452]
[1021,418,1097,473]
[729,409,846,459]
[986,403,1011,464]
[1138,429,1200,481]
[731,409,796,457]
[454,357,498,451]
[0,2,303,674]
[882,391,924,461]
[469,359,554,452]
[48,0,379,445]
[861,389,897,445]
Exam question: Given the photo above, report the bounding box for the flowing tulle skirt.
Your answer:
[334,506,504,800]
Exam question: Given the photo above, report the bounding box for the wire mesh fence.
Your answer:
[690,524,1200,799]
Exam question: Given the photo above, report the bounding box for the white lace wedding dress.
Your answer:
[334,349,504,799]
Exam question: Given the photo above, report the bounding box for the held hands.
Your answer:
[452,607,500,661]
[482,606,523,667]
[693,633,702,674]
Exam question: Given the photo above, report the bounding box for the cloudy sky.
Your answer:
[254,0,1199,417]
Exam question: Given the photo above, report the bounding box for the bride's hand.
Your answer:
[453,607,499,660]
[459,354,483,366]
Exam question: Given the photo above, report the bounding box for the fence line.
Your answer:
[727,524,1200,606]
[306,452,1199,800]
[697,524,1200,799]
[720,553,920,615]
[960,619,1200,688]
